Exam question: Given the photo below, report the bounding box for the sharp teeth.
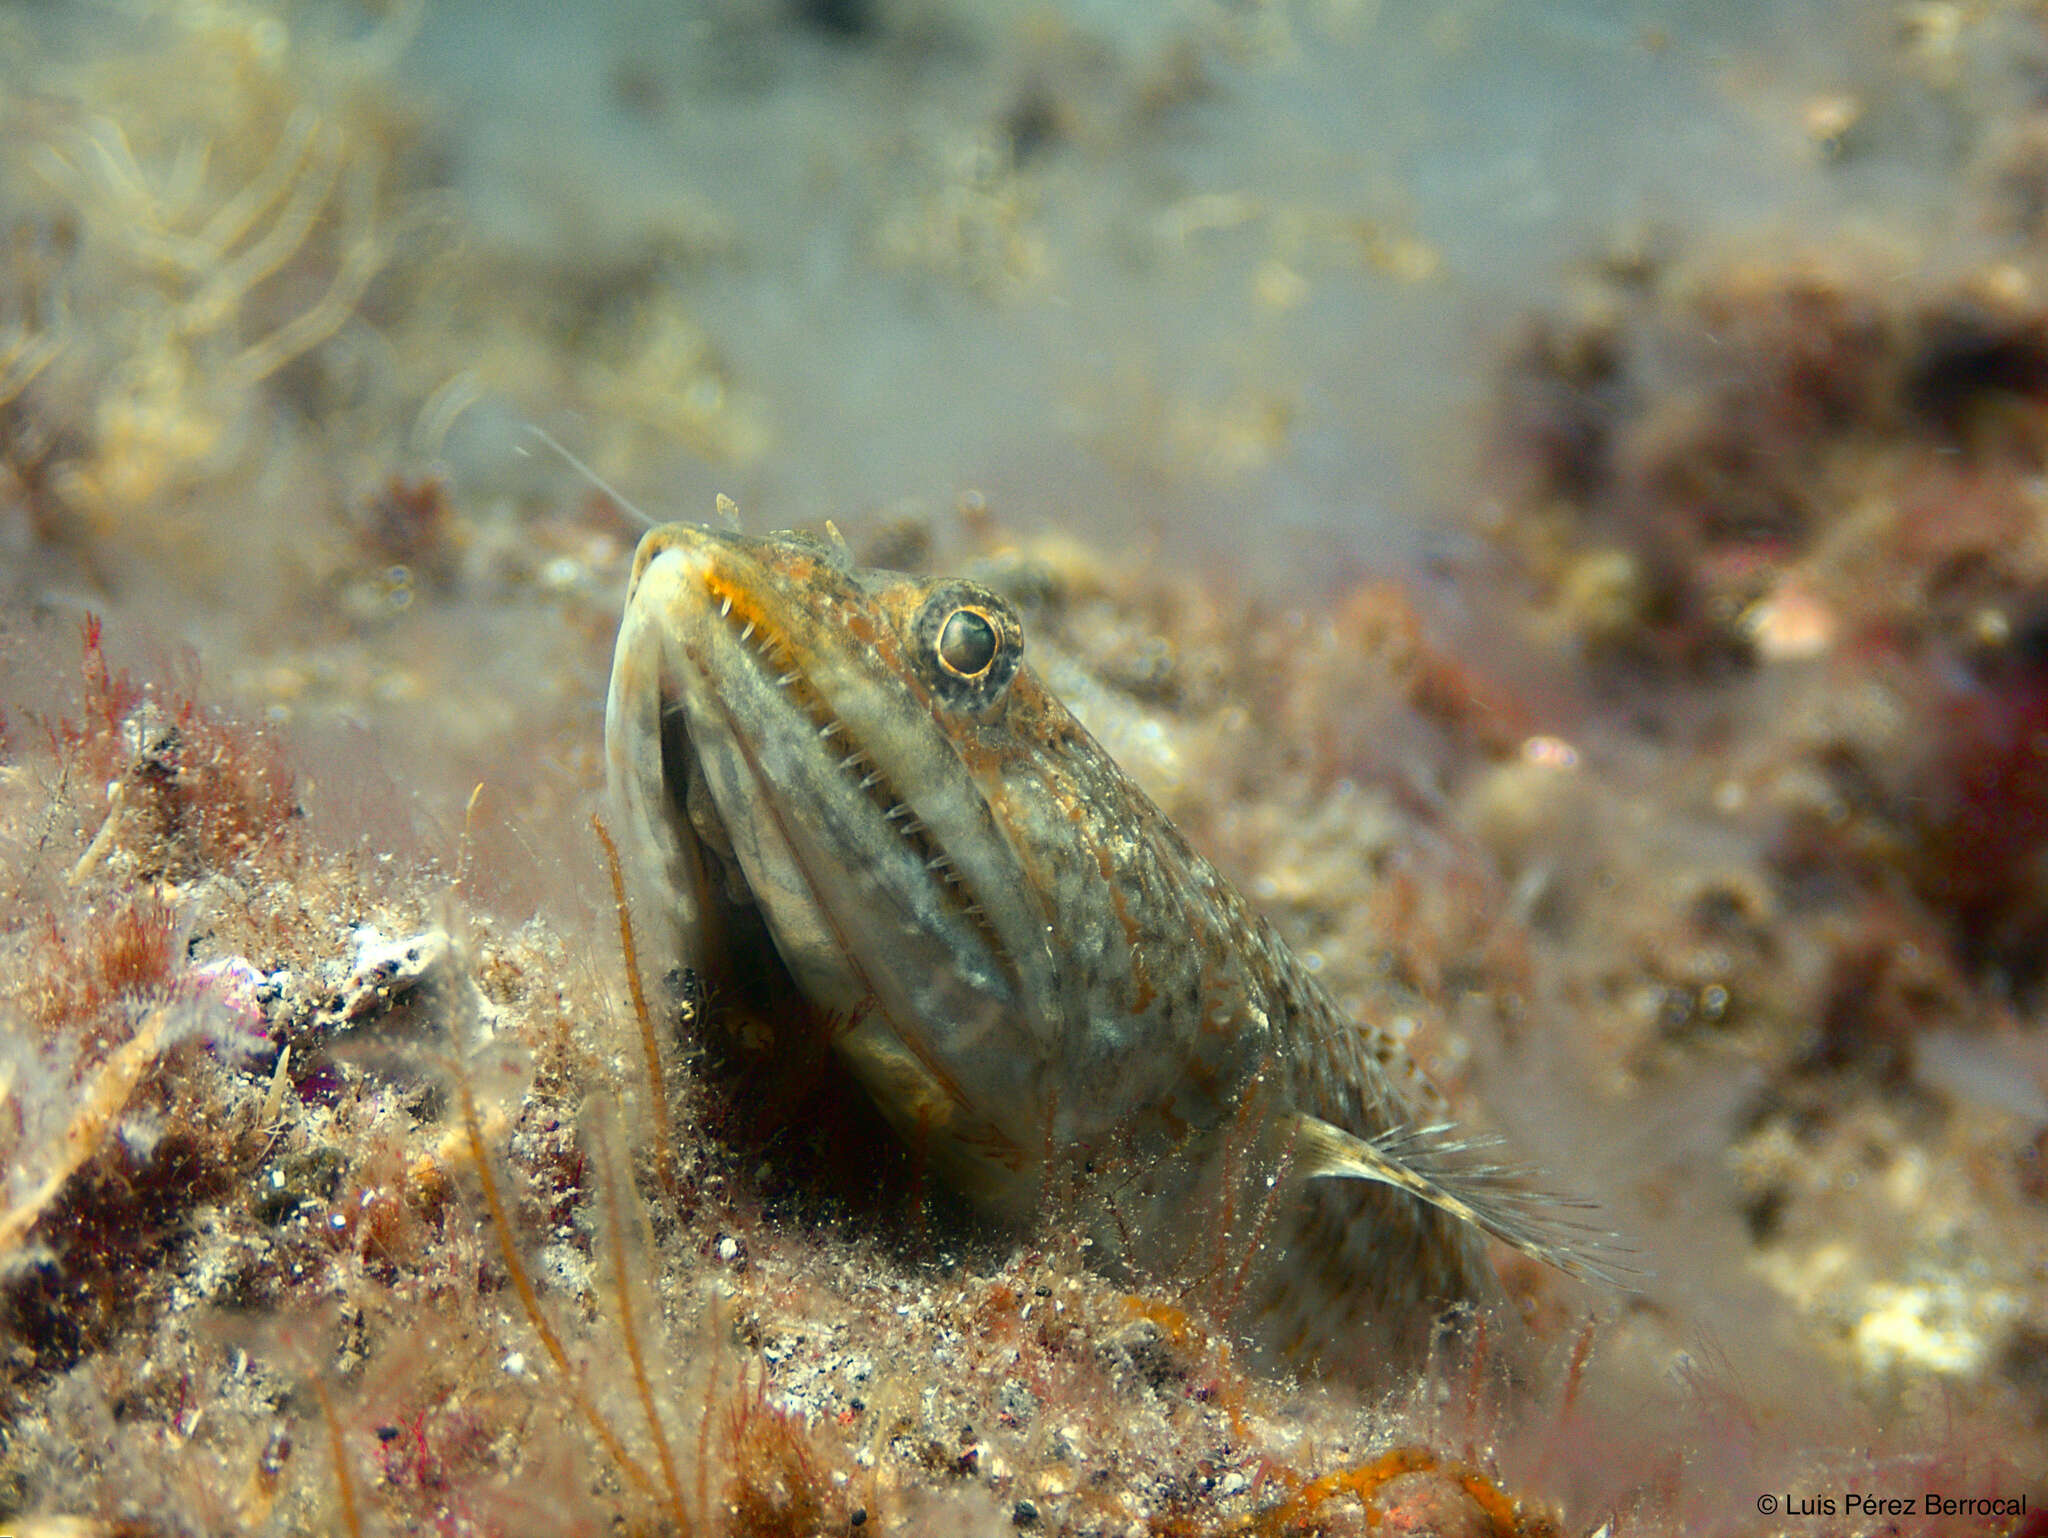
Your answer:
[860,772,884,790]
[777,672,798,689]
[738,620,755,643]
[885,804,910,820]
[819,722,843,740]
[719,596,733,618]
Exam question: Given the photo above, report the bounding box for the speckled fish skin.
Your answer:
[607,521,1605,1374]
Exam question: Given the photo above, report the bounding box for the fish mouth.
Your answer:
[646,633,981,1186]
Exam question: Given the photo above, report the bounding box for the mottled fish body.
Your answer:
[607,521,1611,1373]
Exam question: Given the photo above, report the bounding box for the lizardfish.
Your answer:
[605,519,1617,1374]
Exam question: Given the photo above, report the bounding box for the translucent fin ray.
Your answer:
[1288,1112,1641,1290]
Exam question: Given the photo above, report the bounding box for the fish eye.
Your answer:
[936,607,1000,680]
[913,581,1022,709]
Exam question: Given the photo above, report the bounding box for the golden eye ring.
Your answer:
[935,606,1001,681]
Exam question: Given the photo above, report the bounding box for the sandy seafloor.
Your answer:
[3,1,2048,1534]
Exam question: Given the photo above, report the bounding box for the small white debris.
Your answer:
[1520,734,1581,769]
[1743,580,1835,660]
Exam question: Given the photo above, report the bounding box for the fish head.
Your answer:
[607,520,1093,1204]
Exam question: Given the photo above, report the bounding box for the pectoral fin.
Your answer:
[1287,1113,1637,1289]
